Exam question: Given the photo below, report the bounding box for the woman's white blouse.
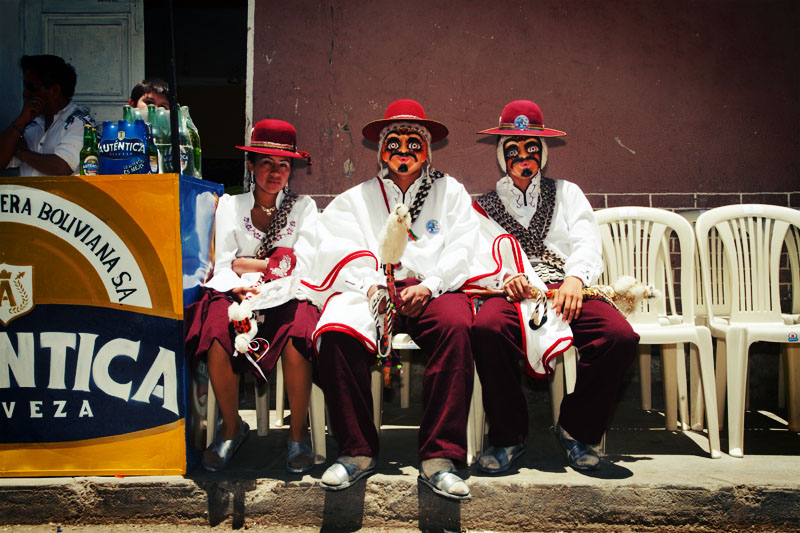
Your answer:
[204,189,318,294]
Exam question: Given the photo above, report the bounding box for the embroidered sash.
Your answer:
[406,168,443,225]
[476,177,566,282]
[254,190,299,260]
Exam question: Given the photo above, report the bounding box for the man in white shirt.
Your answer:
[310,99,477,500]
[471,100,639,473]
[1,55,94,177]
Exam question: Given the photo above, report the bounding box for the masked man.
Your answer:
[309,99,477,500]
[471,100,639,472]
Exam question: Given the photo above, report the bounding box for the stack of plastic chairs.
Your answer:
[695,204,800,457]
[595,206,721,458]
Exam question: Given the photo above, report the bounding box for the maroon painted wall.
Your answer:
[252,0,799,207]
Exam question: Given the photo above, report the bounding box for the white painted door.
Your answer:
[22,0,145,125]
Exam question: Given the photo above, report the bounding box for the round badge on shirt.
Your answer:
[426,219,440,234]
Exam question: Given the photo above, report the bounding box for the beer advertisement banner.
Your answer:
[0,174,221,476]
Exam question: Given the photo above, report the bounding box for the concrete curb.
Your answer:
[2,472,799,531]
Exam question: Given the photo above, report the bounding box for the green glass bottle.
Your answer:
[122,104,133,124]
[155,107,172,173]
[177,106,195,177]
[146,104,159,173]
[79,124,99,176]
[182,106,202,178]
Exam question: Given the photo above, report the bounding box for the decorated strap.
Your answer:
[476,177,565,279]
[254,190,299,260]
[407,168,443,227]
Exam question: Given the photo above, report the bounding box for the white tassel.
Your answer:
[379,203,411,265]
[228,299,258,354]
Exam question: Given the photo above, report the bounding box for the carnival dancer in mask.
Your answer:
[185,119,319,473]
[470,100,639,472]
[309,99,478,500]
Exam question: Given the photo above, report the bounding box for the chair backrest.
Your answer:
[695,204,800,324]
[786,224,800,315]
[595,207,697,324]
[693,223,731,321]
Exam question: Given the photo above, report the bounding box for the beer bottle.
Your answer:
[177,106,195,177]
[79,124,99,176]
[155,107,172,173]
[146,104,159,173]
[122,104,133,124]
[182,106,202,178]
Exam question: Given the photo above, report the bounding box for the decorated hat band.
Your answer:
[250,140,296,151]
[478,100,566,137]
[236,118,312,164]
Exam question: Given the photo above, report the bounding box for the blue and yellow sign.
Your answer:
[0,173,221,476]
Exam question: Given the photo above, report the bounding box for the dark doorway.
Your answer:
[143,0,247,190]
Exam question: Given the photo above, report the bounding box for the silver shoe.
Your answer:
[419,458,471,501]
[286,439,314,474]
[477,443,525,474]
[202,419,250,472]
[320,456,376,490]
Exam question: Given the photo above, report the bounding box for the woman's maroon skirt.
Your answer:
[184,287,320,380]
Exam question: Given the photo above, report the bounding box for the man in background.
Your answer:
[1,55,94,177]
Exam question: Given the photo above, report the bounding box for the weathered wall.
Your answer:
[251,0,800,208]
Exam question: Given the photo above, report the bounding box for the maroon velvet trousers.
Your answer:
[316,282,474,463]
[473,281,639,446]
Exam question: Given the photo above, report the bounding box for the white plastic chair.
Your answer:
[778,225,800,411]
[595,206,721,458]
[696,204,800,457]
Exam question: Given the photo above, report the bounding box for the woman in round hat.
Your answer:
[185,119,320,473]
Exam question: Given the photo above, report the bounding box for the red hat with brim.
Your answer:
[478,100,566,137]
[362,99,449,144]
[237,119,311,163]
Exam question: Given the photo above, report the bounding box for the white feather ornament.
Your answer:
[379,203,411,265]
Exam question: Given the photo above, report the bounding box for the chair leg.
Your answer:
[563,347,577,395]
[745,362,751,411]
[638,344,652,411]
[784,343,800,432]
[715,337,728,430]
[592,432,607,457]
[254,378,269,437]
[779,349,786,409]
[689,343,705,430]
[549,347,578,428]
[309,383,327,464]
[694,329,722,458]
[675,343,690,430]
[549,355,565,428]
[399,349,411,409]
[206,381,217,448]
[726,329,749,458]
[662,343,679,431]
[371,367,383,432]
[190,363,209,451]
[467,368,483,465]
[275,361,285,427]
